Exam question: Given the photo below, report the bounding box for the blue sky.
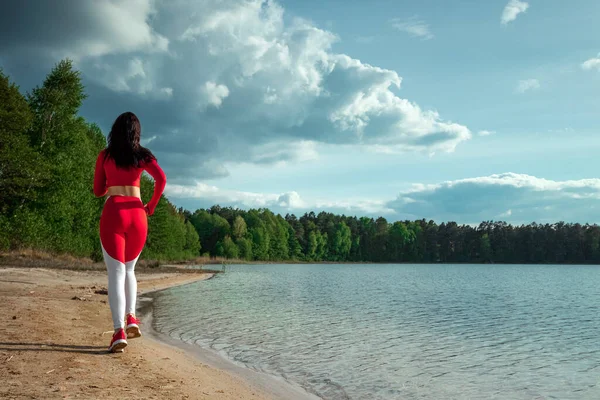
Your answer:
[2,0,600,224]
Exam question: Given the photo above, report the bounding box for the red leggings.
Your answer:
[100,196,148,263]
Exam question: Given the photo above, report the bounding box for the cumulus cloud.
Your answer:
[516,79,540,93]
[478,130,495,136]
[166,181,395,217]
[501,0,529,25]
[387,173,600,224]
[582,54,600,71]
[390,17,434,40]
[166,182,304,210]
[162,183,251,208]
[202,81,230,107]
[167,172,600,224]
[0,0,471,185]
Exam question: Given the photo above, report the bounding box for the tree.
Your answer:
[236,237,253,260]
[189,210,230,255]
[0,70,48,218]
[245,210,270,260]
[330,221,352,261]
[19,60,101,255]
[184,221,201,256]
[306,230,318,261]
[217,236,239,259]
[287,224,303,260]
[232,215,247,239]
[0,71,51,251]
[27,59,86,152]
[389,221,412,262]
[263,211,289,260]
[479,233,492,263]
[316,231,328,260]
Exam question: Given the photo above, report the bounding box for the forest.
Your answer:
[2,61,599,265]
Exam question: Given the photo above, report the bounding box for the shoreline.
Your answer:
[138,280,321,400]
[0,267,276,399]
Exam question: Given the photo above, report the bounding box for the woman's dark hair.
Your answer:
[104,112,155,168]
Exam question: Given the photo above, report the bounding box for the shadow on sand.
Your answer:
[0,342,108,355]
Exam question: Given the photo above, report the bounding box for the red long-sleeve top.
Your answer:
[93,149,166,215]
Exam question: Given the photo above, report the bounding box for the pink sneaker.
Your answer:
[109,328,127,353]
[126,314,142,339]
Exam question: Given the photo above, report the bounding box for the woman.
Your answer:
[93,112,166,353]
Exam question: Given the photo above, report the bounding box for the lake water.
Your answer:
[151,264,600,399]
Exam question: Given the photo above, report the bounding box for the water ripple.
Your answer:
[152,264,600,399]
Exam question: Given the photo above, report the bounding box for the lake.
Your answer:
[151,264,600,399]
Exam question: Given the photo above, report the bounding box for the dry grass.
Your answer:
[0,250,223,275]
[164,255,251,266]
[0,249,97,270]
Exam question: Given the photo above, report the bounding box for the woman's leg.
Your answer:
[100,197,128,332]
[124,255,140,316]
[124,202,148,330]
[101,236,126,330]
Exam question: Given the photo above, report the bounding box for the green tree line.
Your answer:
[188,207,600,264]
[2,61,599,264]
[0,61,199,261]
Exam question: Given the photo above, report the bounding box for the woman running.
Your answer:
[93,112,166,353]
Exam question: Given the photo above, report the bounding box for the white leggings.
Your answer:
[102,245,140,330]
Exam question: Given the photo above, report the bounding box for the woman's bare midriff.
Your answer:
[107,186,141,199]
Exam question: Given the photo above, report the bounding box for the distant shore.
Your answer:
[2,249,589,271]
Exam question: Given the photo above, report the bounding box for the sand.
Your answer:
[0,267,274,400]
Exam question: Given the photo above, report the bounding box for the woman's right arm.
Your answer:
[143,158,167,216]
[93,150,108,197]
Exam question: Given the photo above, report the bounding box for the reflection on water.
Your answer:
[152,264,600,399]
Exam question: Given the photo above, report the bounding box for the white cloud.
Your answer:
[314,199,396,216]
[387,173,600,224]
[166,181,395,216]
[168,172,600,223]
[202,81,230,107]
[166,182,305,210]
[277,192,305,209]
[516,78,540,93]
[582,54,600,71]
[0,0,472,183]
[478,130,495,136]
[501,0,529,25]
[390,17,433,40]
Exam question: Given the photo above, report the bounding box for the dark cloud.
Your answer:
[0,0,167,58]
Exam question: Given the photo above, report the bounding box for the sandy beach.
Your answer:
[0,267,274,400]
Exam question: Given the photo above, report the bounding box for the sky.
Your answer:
[1,0,600,225]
